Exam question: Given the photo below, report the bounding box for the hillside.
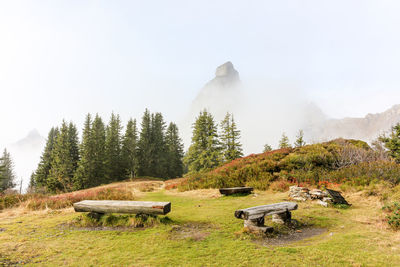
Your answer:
[182,139,400,191]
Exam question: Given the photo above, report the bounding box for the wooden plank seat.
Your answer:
[234,202,298,233]
[73,200,171,216]
[219,187,253,195]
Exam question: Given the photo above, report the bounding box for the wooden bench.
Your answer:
[234,202,298,233]
[219,187,253,195]
[73,200,171,216]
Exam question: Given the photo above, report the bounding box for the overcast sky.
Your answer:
[1,0,400,147]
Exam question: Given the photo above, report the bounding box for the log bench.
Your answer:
[234,202,298,233]
[219,187,253,195]
[73,200,171,217]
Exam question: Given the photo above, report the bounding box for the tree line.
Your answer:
[30,110,184,192]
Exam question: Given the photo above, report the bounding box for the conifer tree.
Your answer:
[0,149,16,191]
[279,132,291,149]
[220,112,243,162]
[121,118,139,179]
[105,112,123,181]
[90,114,107,186]
[294,130,306,148]
[48,121,80,192]
[137,109,153,176]
[184,110,222,172]
[68,122,80,171]
[33,127,59,188]
[165,122,184,178]
[379,123,400,162]
[263,144,272,152]
[73,114,94,189]
[151,112,168,178]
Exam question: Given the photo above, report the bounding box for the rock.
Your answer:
[317,200,328,207]
[215,61,239,78]
[309,189,328,199]
[323,197,333,203]
[293,197,307,202]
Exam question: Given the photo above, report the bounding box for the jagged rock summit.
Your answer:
[204,61,240,91]
[189,61,242,123]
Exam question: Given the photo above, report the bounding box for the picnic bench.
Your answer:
[234,202,298,233]
[73,200,171,216]
[219,187,253,195]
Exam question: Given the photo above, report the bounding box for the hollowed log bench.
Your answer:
[234,202,298,233]
[219,187,253,195]
[73,200,171,217]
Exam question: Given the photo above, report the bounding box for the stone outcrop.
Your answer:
[289,186,334,207]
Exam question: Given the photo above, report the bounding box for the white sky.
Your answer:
[1,0,400,146]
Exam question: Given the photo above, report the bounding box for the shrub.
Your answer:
[383,202,400,230]
[0,194,29,211]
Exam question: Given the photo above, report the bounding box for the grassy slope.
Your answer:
[1,186,400,266]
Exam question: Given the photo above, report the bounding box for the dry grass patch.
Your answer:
[165,188,221,199]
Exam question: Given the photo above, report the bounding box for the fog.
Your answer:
[2,1,400,190]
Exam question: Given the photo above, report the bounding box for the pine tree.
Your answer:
[33,127,59,188]
[165,122,184,178]
[184,110,222,172]
[121,118,139,179]
[220,112,243,162]
[73,114,94,189]
[90,114,107,186]
[105,112,123,181]
[294,130,306,148]
[279,132,291,149]
[68,122,80,171]
[379,123,400,162]
[137,109,153,176]
[263,144,272,152]
[0,149,16,191]
[151,112,168,178]
[47,121,80,192]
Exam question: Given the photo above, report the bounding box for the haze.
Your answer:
[2,1,400,188]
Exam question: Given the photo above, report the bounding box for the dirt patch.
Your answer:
[168,222,214,241]
[255,227,326,246]
[165,189,221,199]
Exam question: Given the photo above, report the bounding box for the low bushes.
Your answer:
[25,187,135,210]
[181,139,399,191]
[0,187,135,211]
[0,194,29,211]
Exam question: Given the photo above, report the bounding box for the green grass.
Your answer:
[0,189,399,266]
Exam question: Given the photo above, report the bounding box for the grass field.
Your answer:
[1,182,400,266]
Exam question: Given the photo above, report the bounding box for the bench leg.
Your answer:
[272,211,291,224]
[244,217,273,234]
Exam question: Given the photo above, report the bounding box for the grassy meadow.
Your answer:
[1,180,399,266]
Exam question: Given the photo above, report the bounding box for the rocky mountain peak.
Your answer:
[215,61,238,78]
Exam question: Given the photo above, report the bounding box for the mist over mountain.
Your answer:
[189,61,243,121]
[7,129,45,191]
[306,104,400,142]
[183,62,400,152]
